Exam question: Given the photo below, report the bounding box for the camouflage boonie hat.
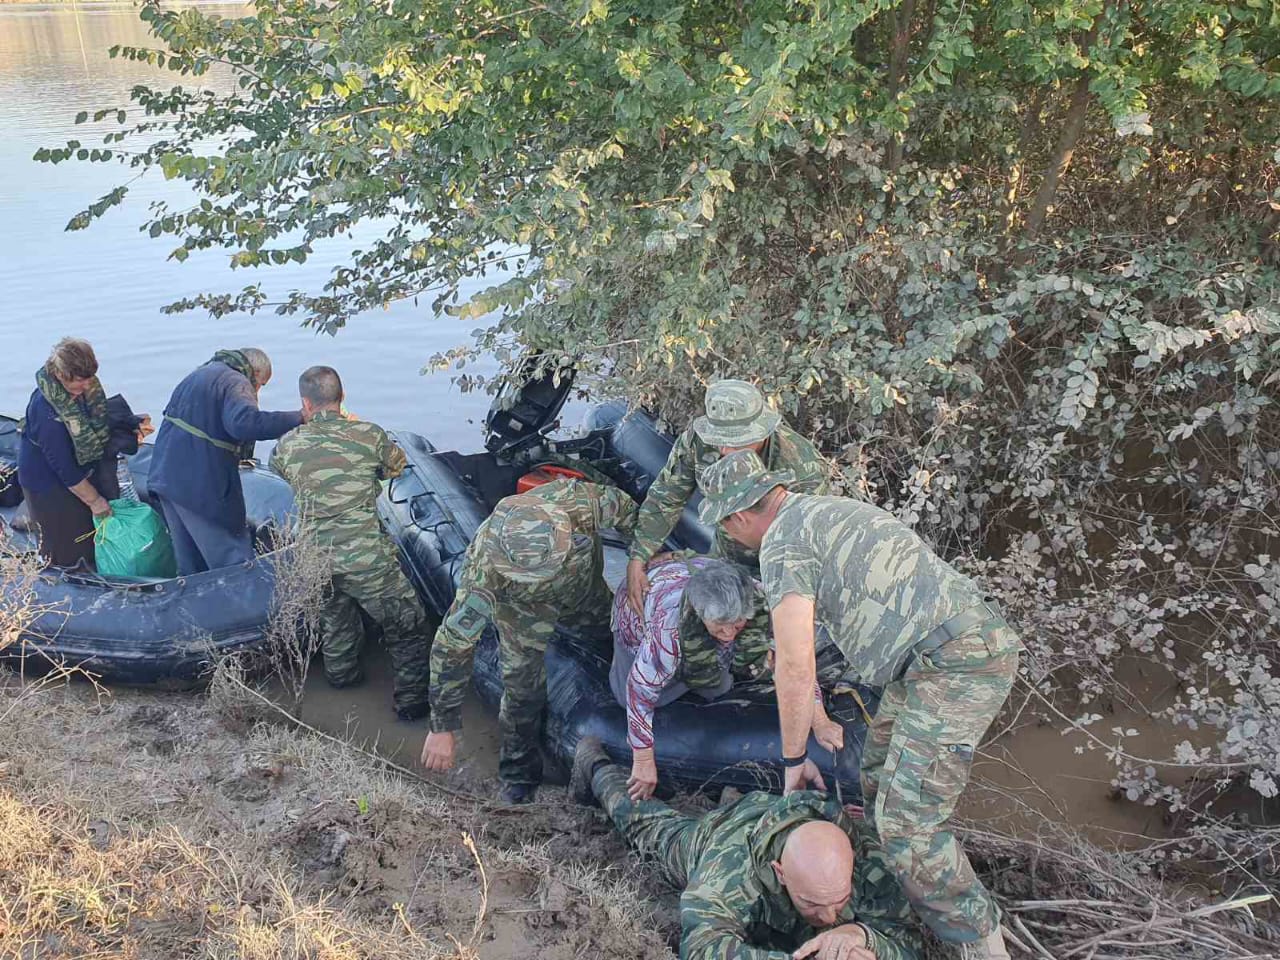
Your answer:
[697,450,795,525]
[692,380,782,448]
[487,498,573,584]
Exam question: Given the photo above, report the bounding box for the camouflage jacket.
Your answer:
[629,421,830,565]
[759,494,992,685]
[269,411,406,577]
[682,791,922,960]
[429,480,638,732]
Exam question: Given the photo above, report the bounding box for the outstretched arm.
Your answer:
[773,593,822,793]
[629,429,699,563]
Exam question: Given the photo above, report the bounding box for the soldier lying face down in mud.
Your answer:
[570,736,923,960]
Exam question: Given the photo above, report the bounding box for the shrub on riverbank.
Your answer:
[42,0,1280,822]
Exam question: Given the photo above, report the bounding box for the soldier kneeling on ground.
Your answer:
[570,736,923,960]
[270,365,431,720]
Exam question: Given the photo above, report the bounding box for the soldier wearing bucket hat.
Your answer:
[699,451,1022,960]
[625,379,830,615]
[421,478,638,803]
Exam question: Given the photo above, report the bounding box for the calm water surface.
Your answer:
[0,2,501,448]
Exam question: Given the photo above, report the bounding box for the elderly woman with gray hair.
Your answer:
[610,556,843,800]
[16,338,151,569]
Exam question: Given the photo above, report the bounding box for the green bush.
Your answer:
[44,0,1280,808]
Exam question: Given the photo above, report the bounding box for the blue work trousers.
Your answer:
[156,495,253,575]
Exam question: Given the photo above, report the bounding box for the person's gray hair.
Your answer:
[686,560,756,625]
[239,347,273,387]
[47,337,98,381]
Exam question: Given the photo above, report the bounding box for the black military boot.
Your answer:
[569,736,611,806]
[499,782,538,805]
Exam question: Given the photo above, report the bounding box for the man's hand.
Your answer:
[645,551,678,568]
[793,924,874,960]
[90,496,112,519]
[420,731,456,772]
[784,758,826,795]
[136,414,154,443]
[626,558,651,615]
[813,715,845,753]
[627,747,659,801]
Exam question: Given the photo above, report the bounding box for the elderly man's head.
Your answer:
[238,347,274,390]
[772,820,855,928]
[685,561,755,642]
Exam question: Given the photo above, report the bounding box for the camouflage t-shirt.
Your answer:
[759,494,986,685]
[269,410,406,577]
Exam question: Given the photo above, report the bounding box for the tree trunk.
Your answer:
[1022,5,1111,240]
[1003,88,1045,234]
[885,0,917,175]
[1022,74,1090,240]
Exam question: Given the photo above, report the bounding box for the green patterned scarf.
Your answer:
[210,349,254,385]
[33,363,109,466]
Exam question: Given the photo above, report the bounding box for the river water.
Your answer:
[0,2,499,449]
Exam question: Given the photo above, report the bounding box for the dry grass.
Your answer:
[259,516,330,704]
[0,662,675,960]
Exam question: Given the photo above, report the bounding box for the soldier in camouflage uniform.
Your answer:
[420,478,638,803]
[269,366,430,719]
[625,379,831,615]
[570,736,923,960]
[698,451,1021,960]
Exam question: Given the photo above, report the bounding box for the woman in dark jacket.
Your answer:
[17,338,144,568]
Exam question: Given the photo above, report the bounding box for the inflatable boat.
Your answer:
[0,415,294,686]
[377,370,873,797]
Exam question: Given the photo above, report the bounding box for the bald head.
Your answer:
[773,820,854,928]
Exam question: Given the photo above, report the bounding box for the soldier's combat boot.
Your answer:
[569,736,610,805]
[959,926,1011,960]
[499,782,538,805]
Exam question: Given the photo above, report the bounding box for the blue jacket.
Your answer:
[149,361,301,531]
[17,388,93,495]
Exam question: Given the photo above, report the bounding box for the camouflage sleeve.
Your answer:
[379,428,407,480]
[758,522,821,612]
[588,481,639,538]
[428,558,496,733]
[629,428,700,563]
[780,426,832,496]
[267,436,291,481]
[730,607,773,681]
[680,876,791,960]
[676,601,724,691]
[851,822,925,960]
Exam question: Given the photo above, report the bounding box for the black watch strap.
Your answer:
[781,754,808,768]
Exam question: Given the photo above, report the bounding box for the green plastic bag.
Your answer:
[93,499,177,579]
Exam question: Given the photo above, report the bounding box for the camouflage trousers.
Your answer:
[320,564,431,715]
[860,619,1020,945]
[591,762,707,886]
[499,580,614,786]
